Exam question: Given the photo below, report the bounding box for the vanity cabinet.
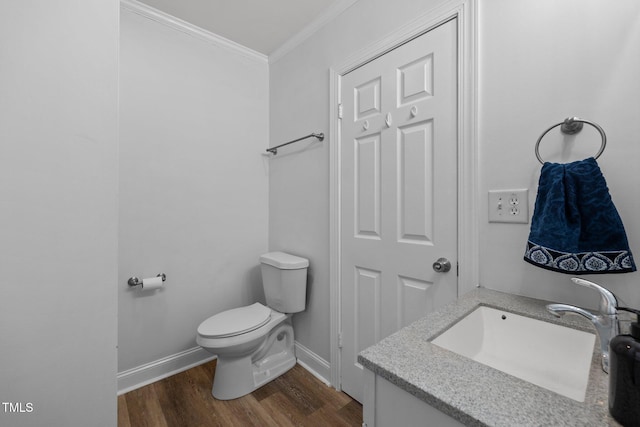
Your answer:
[362,369,465,427]
[359,289,619,426]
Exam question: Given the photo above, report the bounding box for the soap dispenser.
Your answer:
[609,307,640,427]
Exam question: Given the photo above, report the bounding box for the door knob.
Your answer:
[433,258,451,273]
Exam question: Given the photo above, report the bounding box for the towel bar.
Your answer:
[266,132,324,155]
[535,117,606,164]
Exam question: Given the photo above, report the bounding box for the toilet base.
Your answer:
[212,321,296,400]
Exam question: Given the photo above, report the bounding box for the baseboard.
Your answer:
[117,347,216,395]
[117,341,332,395]
[294,341,332,387]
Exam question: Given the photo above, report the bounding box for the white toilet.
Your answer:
[196,251,308,400]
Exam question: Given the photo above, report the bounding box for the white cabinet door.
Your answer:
[363,370,466,427]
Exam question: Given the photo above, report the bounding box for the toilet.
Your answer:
[196,251,308,400]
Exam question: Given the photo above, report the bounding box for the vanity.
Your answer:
[358,288,622,426]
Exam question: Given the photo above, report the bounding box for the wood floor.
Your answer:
[118,360,362,427]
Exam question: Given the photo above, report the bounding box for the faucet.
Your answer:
[546,278,619,373]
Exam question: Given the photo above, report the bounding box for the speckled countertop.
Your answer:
[358,288,622,426]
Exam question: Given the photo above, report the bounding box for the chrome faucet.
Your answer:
[546,278,619,373]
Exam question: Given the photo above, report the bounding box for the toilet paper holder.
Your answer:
[128,273,166,287]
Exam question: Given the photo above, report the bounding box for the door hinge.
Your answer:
[338,103,343,119]
[457,261,459,277]
[338,332,343,348]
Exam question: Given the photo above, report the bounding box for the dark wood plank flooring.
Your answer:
[118,360,362,427]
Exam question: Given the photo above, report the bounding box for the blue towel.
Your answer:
[524,157,636,274]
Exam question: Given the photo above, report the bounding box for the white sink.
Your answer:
[431,306,595,402]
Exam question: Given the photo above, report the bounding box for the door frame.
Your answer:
[328,0,478,390]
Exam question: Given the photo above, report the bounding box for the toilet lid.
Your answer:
[197,302,271,338]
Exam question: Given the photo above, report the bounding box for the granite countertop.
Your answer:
[358,288,622,427]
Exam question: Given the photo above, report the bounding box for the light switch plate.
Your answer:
[488,189,529,223]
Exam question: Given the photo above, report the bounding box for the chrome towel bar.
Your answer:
[266,132,324,155]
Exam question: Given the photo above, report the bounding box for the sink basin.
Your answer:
[431,305,596,402]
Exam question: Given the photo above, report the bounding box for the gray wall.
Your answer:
[478,0,640,308]
[2,1,637,421]
[0,1,119,426]
[269,0,640,368]
[118,8,269,373]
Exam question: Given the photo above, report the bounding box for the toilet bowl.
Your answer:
[196,252,308,400]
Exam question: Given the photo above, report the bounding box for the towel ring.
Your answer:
[535,117,607,164]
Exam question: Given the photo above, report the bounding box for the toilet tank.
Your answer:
[259,252,308,313]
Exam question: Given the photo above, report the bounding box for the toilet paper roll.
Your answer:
[141,276,164,291]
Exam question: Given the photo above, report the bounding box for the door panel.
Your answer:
[398,119,434,244]
[340,18,458,403]
[354,134,381,238]
[397,54,434,105]
[398,275,434,328]
[354,267,381,358]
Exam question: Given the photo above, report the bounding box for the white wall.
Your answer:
[0,1,119,426]
[118,8,269,377]
[478,0,640,309]
[270,0,640,368]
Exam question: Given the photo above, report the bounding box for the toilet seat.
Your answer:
[197,303,271,338]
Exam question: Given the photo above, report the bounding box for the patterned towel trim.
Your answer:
[524,241,636,274]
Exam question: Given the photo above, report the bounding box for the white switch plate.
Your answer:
[488,189,529,223]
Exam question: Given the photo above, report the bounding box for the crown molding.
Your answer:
[269,0,360,64]
[120,0,268,64]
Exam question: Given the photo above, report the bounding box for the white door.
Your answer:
[339,19,458,403]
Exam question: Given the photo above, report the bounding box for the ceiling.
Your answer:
[139,0,340,55]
